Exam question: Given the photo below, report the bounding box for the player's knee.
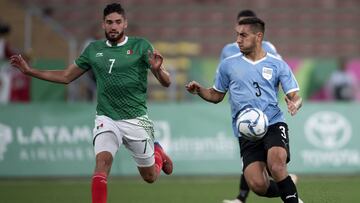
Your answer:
[268,163,287,180]
[142,172,157,184]
[95,152,113,171]
[247,177,267,195]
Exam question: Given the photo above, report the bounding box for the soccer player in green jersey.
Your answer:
[10,3,173,203]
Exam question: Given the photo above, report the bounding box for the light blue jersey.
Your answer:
[220,41,281,61]
[214,53,299,137]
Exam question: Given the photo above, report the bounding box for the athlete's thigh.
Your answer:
[263,122,290,163]
[243,161,269,190]
[94,131,120,158]
[93,115,122,157]
[118,115,155,167]
[239,136,267,171]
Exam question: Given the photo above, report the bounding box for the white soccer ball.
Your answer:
[236,108,269,141]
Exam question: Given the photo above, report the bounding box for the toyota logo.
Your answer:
[304,111,351,150]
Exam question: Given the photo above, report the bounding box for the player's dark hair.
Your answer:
[238,17,265,34]
[237,9,257,20]
[103,3,126,19]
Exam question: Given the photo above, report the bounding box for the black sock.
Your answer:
[236,174,249,202]
[264,180,280,197]
[277,175,299,203]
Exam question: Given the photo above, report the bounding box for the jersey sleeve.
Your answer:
[219,43,238,61]
[213,61,229,93]
[141,38,154,69]
[279,62,300,94]
[219,45,228,61]
[74,43,92,70]
[263,41,282,59]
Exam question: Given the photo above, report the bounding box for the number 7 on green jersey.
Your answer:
[108,59,115,73]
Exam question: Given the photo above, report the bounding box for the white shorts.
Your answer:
[93,115,155,167]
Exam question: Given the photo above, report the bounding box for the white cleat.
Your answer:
[280,198,304,203]
[222,199,243,203]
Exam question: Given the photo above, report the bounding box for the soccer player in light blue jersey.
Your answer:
[186,18,303,203]
[220,9,284,203]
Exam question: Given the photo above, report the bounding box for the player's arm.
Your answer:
[149,50,171,87]
[285,91,302,116]
[186,81,225,104]
[10,54,85,84]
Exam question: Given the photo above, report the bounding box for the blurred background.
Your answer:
[1,0,360,202]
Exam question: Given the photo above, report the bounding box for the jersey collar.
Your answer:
[106,36,128,47]
[242,53,267,65]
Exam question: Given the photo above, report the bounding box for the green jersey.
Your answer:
[75,36,154,120]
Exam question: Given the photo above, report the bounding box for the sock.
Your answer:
[154,145,163,175]
[237,174,250,202]
[277,175,299,203]
[264,180,280,197]
[92,172,107,203]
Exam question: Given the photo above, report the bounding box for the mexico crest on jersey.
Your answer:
[262,67,273,80]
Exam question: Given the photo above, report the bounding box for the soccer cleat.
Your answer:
[279,198,303,203]
[154,142,173,175]
[222,199,243,203]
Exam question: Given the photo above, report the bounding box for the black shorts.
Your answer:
[239,122,291,171]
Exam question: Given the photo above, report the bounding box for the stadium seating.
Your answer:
[2,0,360,101]
[8,0,360,58]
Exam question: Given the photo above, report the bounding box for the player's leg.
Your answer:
[154,142,173,174]
[239,136,270,195]
[91,115,122,203]
[92,131,119,203]
[243,161,269,194]
[239,136,282,199]
[129,138,162,183]
[244,161,284,199]
[237,134,250,202]
[237,174,250,201]
[223,138,250,203]
[135,141,173,183]
[267,146,299,203]
[265,122,300,203]
[121,115,173,183]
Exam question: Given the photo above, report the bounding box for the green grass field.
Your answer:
[1,175,360,203]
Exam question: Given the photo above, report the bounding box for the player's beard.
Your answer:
[239,41,256,56]
[105,30,124,43]
[240,48,251,55]
[240,47,253,56]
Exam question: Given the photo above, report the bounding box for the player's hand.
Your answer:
[148,49,163,71]
[185,81,201,94]
[10,54,31,75]
[285,96,298,116]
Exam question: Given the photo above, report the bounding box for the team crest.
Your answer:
[262,67,273,80]
[127,50,133,55]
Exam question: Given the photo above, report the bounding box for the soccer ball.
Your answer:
[236,108,269,141]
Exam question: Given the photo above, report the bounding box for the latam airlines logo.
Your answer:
[0,123,12,161]
[304,111,351,150]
